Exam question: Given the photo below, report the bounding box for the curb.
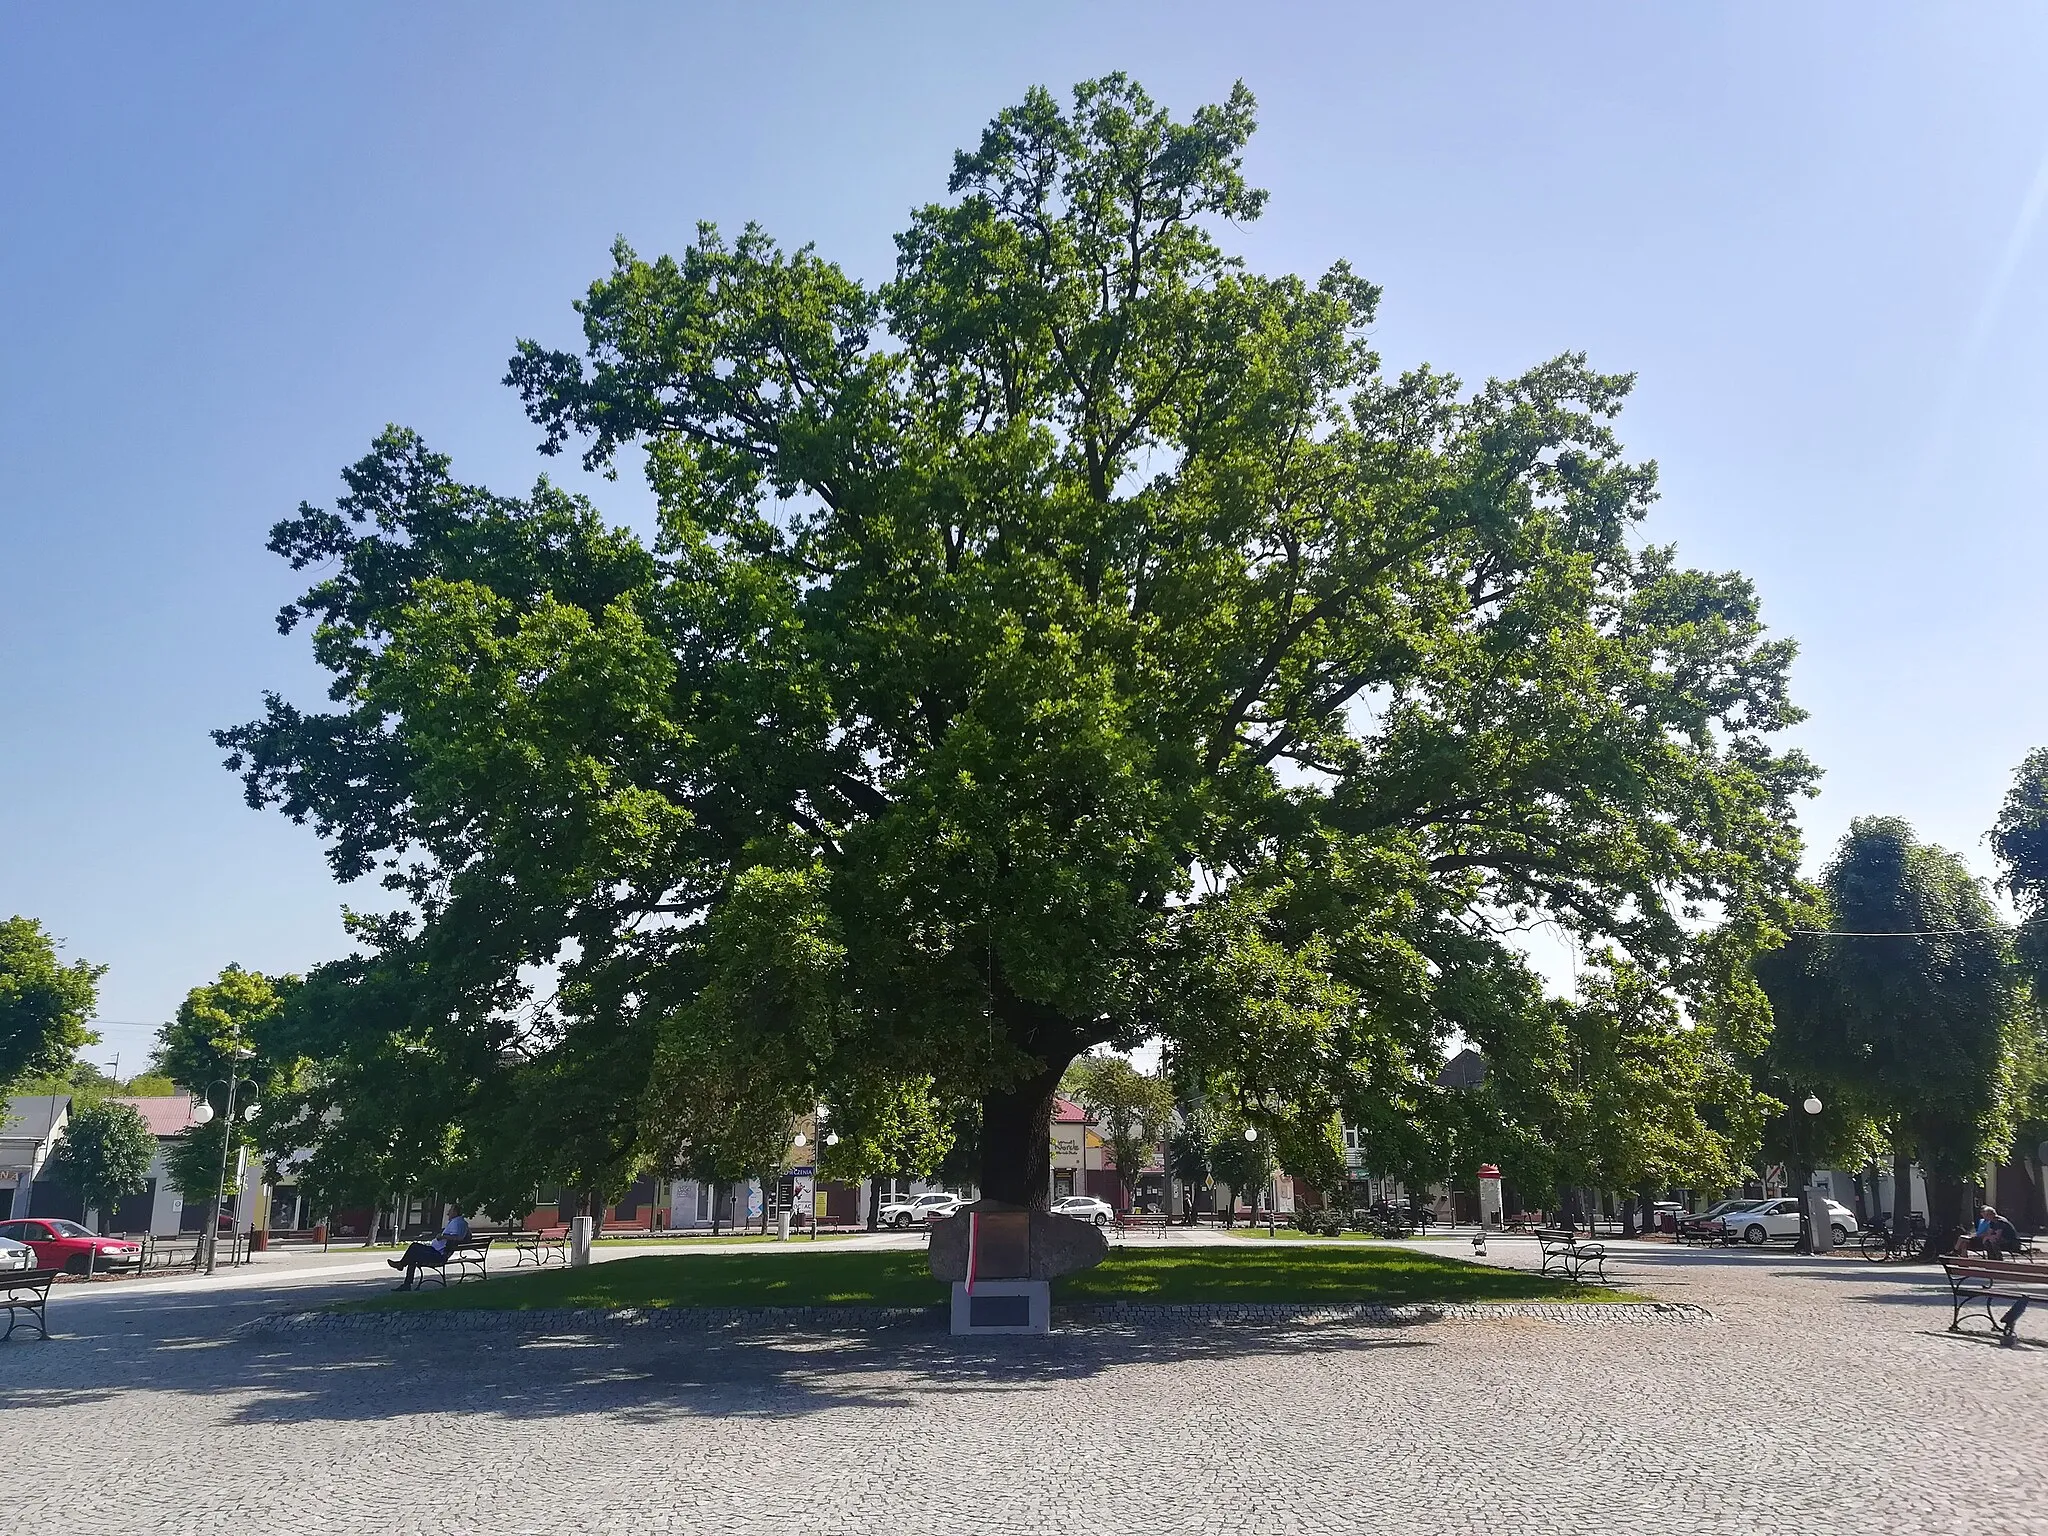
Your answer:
[246,1298,1713,1336]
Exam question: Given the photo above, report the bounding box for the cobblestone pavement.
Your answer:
[3,1239,2043,1535]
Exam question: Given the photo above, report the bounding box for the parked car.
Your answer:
[0,1218,145,1274]
[877,1192,965,1228]
[1050,1196,1114,1225]
[1700,1198,1764,1222]
[0,1234,32,1272]
[1727,1198,1859,1247]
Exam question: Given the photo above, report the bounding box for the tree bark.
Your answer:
[1637,1182,1659,1240]
[1891,1145,1915,1230]
[978,1055,1073,1208]
[1921,1170,1970,1261]
[867,1173,883,1232]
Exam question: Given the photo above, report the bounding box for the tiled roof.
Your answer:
[1052,1096,1088,1123]
[110,1094,200,1138]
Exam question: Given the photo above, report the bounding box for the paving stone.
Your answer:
[0,1240,2041,1535]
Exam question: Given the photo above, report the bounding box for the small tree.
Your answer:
[158,965,292,1230]
[1209,1118,1276,1226]
[818,1076,956,1229]
[1065,1055,1175,1212]
[0,916,103,1093]
[1166,1096,1216,1224]
[47,1100,156,1233]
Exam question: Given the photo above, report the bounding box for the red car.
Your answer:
[0,1218,144,1274]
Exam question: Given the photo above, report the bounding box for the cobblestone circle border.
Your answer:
[246,1298,1713,1336]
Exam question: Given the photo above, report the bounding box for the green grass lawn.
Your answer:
[348,1243,1631,1313]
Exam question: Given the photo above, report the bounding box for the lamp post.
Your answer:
[1243,1125,1275,1236]
[1794,1093,1823,1255]
[189,1053,259,1276]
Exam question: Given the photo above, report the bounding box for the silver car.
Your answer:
[0,1235,31,1272]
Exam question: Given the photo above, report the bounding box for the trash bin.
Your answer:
[250,1228,270,1252]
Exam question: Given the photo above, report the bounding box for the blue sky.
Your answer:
[4,4,2046,1062]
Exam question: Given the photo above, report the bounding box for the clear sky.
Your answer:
[4,4,2046,1064]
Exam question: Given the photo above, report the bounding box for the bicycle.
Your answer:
[1859,1215,1927,1262]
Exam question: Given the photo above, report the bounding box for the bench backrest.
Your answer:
[5,1268,61,1291]
[1944,1258,2044,1284]
[1534,1228,1577,1242]
[450,1236,493,1253]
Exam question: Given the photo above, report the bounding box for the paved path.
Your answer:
[3,1237,2042,1534]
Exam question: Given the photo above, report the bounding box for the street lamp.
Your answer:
[1795,1093,1823,1254]
[190,1052,259,1276]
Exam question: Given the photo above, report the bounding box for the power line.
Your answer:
[1788,926,2009,937]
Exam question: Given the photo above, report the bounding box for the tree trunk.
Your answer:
[1637,1182,1659,1240]
[1891,1146,1915,1231]
[867,1173,883,1232]
[711,1182,722,1237]
[1921,1170,1970,1261]
[977,1054,1075,1209]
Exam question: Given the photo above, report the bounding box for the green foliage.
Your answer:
[1065,1054,1175,1208]
[220,75,1811,1207]
[1490,956,1766,1200]
[1758,818,2018,1181]
[817,1075,956,1185]
[1209,1113,1276,1210]
[157,966,294,1209]
[1166,1094,1215,1208]
[1993,747,2048,988]
[0,916,102,1092]
[46,1099,157,1228]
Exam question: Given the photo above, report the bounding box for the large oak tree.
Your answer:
[221,77,1811,1207]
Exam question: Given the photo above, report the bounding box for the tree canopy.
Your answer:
[156,965,293,1210]
[0,915,102,1093]
[218,75,1811,1208]
[1757,817,2019,1240]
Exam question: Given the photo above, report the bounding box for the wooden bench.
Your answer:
[416,1236,492,1287]
[1,1268,59,1341]
[1114,1213,1170,1239]
[512,1227,570,1267]
[1940,1258,2048,1344]
[1535,1227,1609,1284]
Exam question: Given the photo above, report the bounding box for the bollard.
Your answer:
[569,1215,594,1267]
[777,1210,791,1241]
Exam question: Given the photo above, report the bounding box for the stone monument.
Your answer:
[928,1201,1108,1335]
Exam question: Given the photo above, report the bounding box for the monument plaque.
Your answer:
[934,1202,1099,1336]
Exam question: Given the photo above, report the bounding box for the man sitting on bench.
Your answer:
[388,1206,471,1290]
[1954,1206,2024,1260]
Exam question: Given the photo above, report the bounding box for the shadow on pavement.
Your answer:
[0,1275,1439,1429]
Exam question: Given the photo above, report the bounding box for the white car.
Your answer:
[1727,1197,1859,1247]
[0,1234,29,1272]
[879,1192,964,1228]
[1051,1196,1114,1226]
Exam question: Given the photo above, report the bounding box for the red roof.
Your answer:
[110,1094,199,1138]
[1052,1096,1088,1124]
